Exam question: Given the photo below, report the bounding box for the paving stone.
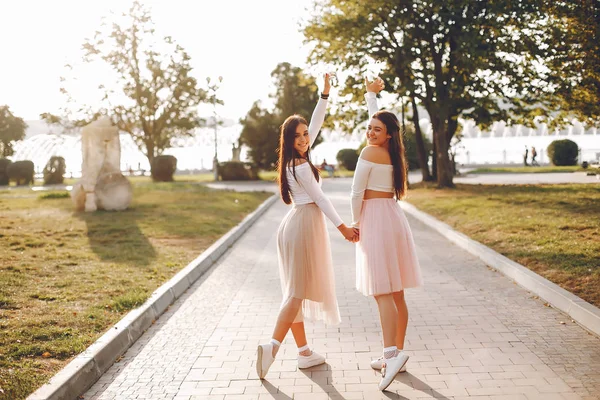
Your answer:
[84,179,600,399]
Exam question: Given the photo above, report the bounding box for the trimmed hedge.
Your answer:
[547,139,579,166]
[218,162,259,181]
[7,160,34,186]
[0,158,11,185]
[336,148,359,171]
[151,155,177,182]
[43,156,66,185]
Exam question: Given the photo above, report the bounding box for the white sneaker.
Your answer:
[378,352,409,391]
[256,343,275,379]
[371,356,407,372]
[298,350,326,369]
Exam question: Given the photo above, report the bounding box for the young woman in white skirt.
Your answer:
[256,73,359,379]
[351,78,424,391]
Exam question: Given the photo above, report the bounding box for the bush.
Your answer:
[218,162,259,181]
[7,160,34,185]
[43,156,66,185]
[0,158,12,185]
[151,155,177,182]
[336,148,359,171]
[39,191,70,200]
[547,139,579,166]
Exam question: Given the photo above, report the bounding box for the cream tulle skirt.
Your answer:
[277,204,341,326]
[356,199,423,296]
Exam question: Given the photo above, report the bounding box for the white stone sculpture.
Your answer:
[71,117,133,212]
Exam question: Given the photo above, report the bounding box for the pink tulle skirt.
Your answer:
[277,204,341,326]
[356,199,423,296]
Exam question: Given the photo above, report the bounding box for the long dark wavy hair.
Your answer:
[372,110,408,200]
[277,115,320,204]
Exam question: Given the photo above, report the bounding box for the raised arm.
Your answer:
[364,77,384,119]
[308,73,332,146]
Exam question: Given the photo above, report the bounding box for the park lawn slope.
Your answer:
[406,183,600,307]
[0,183,271,400]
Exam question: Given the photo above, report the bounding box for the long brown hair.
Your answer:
[277,115,320,204]
[372,110,408,200]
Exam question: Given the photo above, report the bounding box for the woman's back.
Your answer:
[358,146,394,199]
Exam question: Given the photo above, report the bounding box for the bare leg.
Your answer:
[291,322,308,349]
[374,294,398,348]
[271,297,303,356]
[392,291,408,350]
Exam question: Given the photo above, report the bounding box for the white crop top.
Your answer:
[285,97,344,227]
[350,92,394,227]
[287,163,343,227]
[350,159,394,227]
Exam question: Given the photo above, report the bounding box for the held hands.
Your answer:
[338,224,360,243]
[365,76,385,94]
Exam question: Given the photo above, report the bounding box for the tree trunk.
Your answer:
[431,139,438,182]
[146,142,155,170]
[410,95,432,182]
[433,128,454,188]
[400,97,410,185]
[447,113,460,176]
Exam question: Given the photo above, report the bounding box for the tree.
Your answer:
[240,62,323,169]
[0,106,27,157]
[542,1,600,128]
[304,0,549,187]
[61,1,209,166]
[239,102,280,169]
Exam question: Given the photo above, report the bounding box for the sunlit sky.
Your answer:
[0,0,323,123]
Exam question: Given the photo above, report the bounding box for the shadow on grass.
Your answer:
[75,208,156,266]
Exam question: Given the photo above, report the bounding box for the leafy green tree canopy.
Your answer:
[60,1,211,165]
[303,0,551,187]
[0,106,27,158]
[240,62,323,169]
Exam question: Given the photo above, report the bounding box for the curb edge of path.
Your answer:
[27,193,279,400]
[399,201,600,338]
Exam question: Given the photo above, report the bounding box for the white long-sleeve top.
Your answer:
[350,92,394,227]
[286,98,344,227]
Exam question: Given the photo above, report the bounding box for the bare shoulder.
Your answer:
[360,146,391,164]
[287,158,309,167]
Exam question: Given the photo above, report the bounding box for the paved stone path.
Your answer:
[83,180,600,400]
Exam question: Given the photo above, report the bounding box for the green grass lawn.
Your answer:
[467,166,590,174]
[0,183,271,400]
[406,183,600,308]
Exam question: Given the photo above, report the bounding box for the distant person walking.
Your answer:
[320,159,335,177]
[523,146,529,167]
[531,146,539,166]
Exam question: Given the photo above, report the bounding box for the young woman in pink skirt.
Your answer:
[351,78,424,391]
[256,73,359,379]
